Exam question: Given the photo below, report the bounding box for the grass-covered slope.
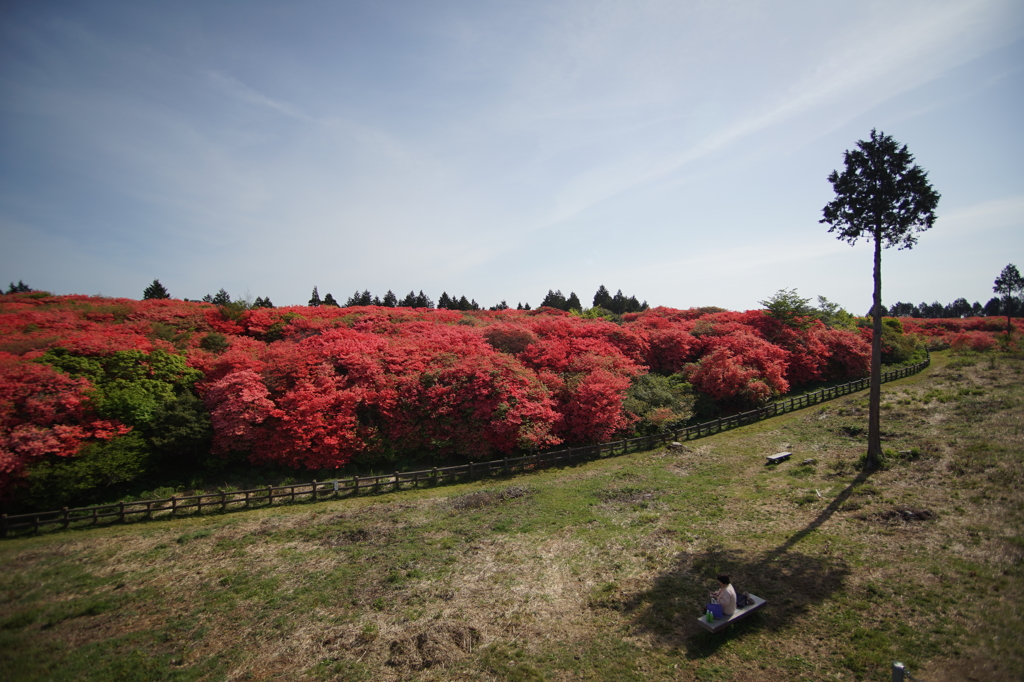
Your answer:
[1,349,1021,681]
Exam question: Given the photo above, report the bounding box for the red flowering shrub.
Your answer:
[483,324,537,355]
[949,332,997,352]
[644,327,701,374]
[685,347,774,404]
[1,292,894,493]
[816,328,871,379]
[0,353,128,492]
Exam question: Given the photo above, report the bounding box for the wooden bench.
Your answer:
[696,594,767,633]
[765,452,791,465]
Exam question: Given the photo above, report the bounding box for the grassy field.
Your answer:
[1,349,1022,682]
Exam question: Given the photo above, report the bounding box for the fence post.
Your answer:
[311,481,318,502]
[267,485,274,505]
[394,471,400,492]
[221,490,228,511]
[118,502,125,523]
[353,476,359,494]
[432,467,438,485]
[170,496,177,517]
[469,462,475,479]
[62,507,70,529]
[1,513,7,538]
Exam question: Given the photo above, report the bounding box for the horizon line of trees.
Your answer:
[8,278,1020,322]
[880,295,1019,319]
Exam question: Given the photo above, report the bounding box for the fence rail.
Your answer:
[1,355,929,538]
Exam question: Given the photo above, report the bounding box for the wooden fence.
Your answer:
[1,355,929,538]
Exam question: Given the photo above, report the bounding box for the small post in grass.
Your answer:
[891,662,905,682]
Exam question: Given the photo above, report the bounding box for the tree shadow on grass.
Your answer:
[624,469,874,658]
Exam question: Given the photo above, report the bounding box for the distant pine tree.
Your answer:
[593,285,612,309]
[308,286,322,307]
[437,292,453,309]
[142,279,171,300]
[566,292,582,311]
[541,289,567,310]
[7,280,32,293]
[382,290,398,307]
[323,293,339,307]
[414,290,433,308]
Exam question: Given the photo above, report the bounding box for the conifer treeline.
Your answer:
[306,285,649,313]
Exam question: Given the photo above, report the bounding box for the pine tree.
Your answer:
[142,279,171,300]
[414,290,433,308]
[382,290,398,307]
[541,289,567,310]
[821,129,940,470]
[323,293,339,307]
[993,264,1024,332]
[593,285,612,309]
[566,292,582,311]
[437,292,453,309]
[7,280,32,293]
[212,289,231,306]
[308,286,322,307]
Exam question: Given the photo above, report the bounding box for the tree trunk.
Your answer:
[866,230,884,470]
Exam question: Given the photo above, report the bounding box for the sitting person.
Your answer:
[710,573,737,616]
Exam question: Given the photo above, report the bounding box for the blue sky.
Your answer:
[2,0,1022,312]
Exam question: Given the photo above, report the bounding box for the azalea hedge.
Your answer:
[3,292,1007,507]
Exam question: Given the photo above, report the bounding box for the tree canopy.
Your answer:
[142,279,170,300]
[821,129,939,470]
[993,263,1023,332]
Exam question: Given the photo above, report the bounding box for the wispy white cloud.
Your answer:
[204,70,313,122]
[935,195,1024,235]
[517,0,1024,230]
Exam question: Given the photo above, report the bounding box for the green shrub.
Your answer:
[623,373,695,435]
[200,332,230,353]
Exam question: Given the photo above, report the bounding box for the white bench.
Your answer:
[765,452,791,465]
[696,594,767,633]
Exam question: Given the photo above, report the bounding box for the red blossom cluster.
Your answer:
[1,293,884,490]
[0,352,129,490]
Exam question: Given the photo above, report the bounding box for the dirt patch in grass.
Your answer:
[865,507,938,524]
[386,622,482,670]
